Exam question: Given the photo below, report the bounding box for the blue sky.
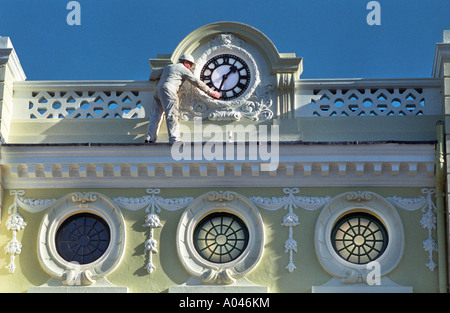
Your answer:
[0,0,448,80]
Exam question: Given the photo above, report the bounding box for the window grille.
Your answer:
[193,212,249,264]
[331,212,388,264]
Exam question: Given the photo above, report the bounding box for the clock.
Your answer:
[200,54,251,100]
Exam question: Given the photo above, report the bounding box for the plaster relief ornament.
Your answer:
[179,34,274,122]
[114,188,194,274]
[5,190,28,273]
[387,188,439,271]
[250,188,331,272]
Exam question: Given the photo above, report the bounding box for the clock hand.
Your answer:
[218,66,237,91]
[218,74,227,91]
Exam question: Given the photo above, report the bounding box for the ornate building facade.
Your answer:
[0,22,449,293]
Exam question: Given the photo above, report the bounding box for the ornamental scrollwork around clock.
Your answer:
[179,34,274,122]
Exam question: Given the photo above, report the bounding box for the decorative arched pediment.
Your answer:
[150,21,302,76]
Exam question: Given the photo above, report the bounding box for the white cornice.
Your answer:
[432,43,450,78]
[0,37,26,81]
[0,143,436,189]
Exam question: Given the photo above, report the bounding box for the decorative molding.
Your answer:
[5,190,127,289]
[13,192,57,213]
[71,192,98,203]
[35,192,126,286]
[387,188,438,271]
[207,190,235,202]
[345,191,373,201]
[142,212,162,273]
[5,190,58,273]
[4,187,438,280]
[0,144,436,190]
[0,37,26,81]
[4,190,27,273]
[113,188,193,273]
[315,191,405,283]
[176,190,265,285]
[250,188,330,272]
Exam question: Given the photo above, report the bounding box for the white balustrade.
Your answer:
[11,78,443,121]
[12,81,154,120]
[295,78,443,117]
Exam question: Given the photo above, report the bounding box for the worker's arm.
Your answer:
[182,67,220,99]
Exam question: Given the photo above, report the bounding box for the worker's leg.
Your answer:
[146,94,164,142]
[164,97,181,144]
[159,91,181,144]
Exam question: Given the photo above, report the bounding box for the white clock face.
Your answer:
[200,54,251,100]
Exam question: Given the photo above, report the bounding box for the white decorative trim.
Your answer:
[314,191,405,283]
[5,190,59,273]
[250,188,330,272]
[304,87,429,117]
[386,194,427,211]
[296,78,443,117]
[4,190,28,273]
[387,188,438,271]
[25,90,145,120]
[36,192,126,286]
[5,190,127,287]
[4,186,438,284]
[113,188,193,273]
[176,191,265,285]
[0,144,436,190]
[0,37,26,81]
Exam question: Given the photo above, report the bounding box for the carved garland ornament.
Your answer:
[4,188,438,283]
[249,188,331,272]
[4,191,28,273]
[113,189,193,273]
[386,188,438,271]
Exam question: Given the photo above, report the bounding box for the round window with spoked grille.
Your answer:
[331,212,388,264]
[55,213,111,265]
[193,212,249,264]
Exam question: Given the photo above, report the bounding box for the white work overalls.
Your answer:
[147,62,211,144]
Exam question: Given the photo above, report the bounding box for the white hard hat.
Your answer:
[179,53,195,64]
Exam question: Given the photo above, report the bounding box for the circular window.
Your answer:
[55,213,111,265]
[193,212,249,264]
[331,212,388,264]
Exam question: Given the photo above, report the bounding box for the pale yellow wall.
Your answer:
[0,187,439,293]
